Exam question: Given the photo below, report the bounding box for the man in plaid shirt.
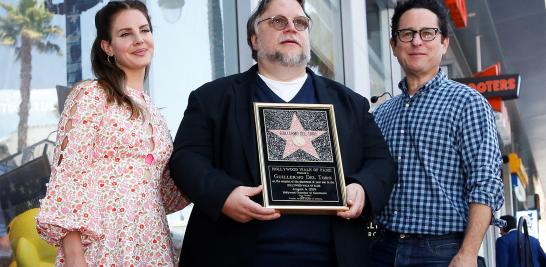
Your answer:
[370,0,504,266]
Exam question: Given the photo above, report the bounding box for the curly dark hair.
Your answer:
[391,0,449,43]
[500,215,517,233]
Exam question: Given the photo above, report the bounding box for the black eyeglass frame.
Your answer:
[256,15,311,32]
[395,27,441,43]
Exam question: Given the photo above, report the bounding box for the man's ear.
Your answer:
[251,34,258,50]
[100,40,113,56]
[441,37,449,55]
[390,38,398,57]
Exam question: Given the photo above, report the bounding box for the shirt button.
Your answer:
[394,211,398,215]
[401,129,405,134]
[398,156,402,161]
[397,183,401,187]
[405,103,410,107]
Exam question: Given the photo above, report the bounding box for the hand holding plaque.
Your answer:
[253,103,348,214]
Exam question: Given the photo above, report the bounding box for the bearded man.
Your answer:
[169,0,396,266]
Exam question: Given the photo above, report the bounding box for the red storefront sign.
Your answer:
[454,74,521,100]
[445,0,467,28]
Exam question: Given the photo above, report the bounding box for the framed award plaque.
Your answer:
[253,103,347,214]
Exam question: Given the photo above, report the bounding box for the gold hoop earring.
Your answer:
[107,55,115,64]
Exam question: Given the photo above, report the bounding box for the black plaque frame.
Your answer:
[254,103,347,214]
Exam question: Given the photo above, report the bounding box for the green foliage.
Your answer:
[0,0,64,152]
[0,0,63,59]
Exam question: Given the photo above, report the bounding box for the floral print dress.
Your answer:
[36,80,189,266]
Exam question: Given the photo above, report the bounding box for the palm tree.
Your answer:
[0,0,62,152]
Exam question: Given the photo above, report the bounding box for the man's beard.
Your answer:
[257,46,311,67]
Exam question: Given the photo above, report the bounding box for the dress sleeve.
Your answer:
[36,81,106,247]
[160,167,190,214]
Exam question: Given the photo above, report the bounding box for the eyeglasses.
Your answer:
[395,28,441,42]
[257,15,311,31]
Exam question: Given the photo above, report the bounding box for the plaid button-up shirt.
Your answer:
[373,70,504,234]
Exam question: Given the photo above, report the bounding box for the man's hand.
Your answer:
[448,203,491,267]
[449,251,477,267]
[336,183,365,219]
[222,185,281,223]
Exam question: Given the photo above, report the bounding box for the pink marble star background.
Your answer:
[267,111,333,161]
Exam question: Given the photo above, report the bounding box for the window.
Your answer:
[149,0,238,130]
[366,0,393,97]
[306,0,344,83]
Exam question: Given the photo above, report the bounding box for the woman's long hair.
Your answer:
[90,0,152,118]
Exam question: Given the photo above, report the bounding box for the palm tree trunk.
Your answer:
[17,35,32,152]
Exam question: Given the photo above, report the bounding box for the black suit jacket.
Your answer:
[170,65,396,267]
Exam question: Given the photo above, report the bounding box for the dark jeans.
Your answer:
[369,230,464,267]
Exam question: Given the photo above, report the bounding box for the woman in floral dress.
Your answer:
[36,1,189,266]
